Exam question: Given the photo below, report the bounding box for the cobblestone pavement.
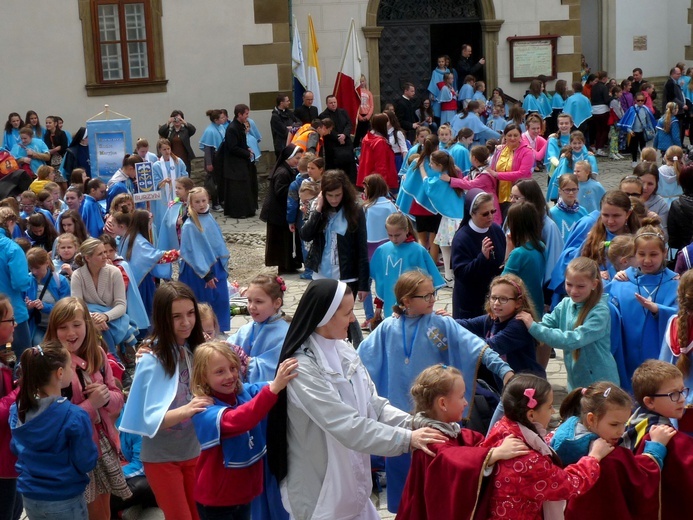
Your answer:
[218,156,635,519]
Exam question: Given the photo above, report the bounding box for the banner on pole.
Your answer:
[133,161,161,202]
[87,118,132,182]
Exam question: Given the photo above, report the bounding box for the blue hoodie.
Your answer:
[9,397,97,501]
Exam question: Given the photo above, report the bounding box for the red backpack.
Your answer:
[0,151,19,178]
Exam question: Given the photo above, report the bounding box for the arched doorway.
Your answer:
[364,0,503,110]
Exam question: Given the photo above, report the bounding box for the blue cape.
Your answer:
[545,134,570,169]
[659,315,693,406]
[365,197,398,244]
[117,258,150,330]
[522,94,551,118]
[198,123,226,150]
[547,147,599,201]
[180,213,229,279]
[229,314,289,384]
[86,302,136,353]
[158,200,184,251]
[370,241,446,313]
[80,195,105,238]
[608,267,679,385]
[396,160,464,219]
[118,234,172,285]
[192,387,268,468]
[551,93,566,110]
[151,158,188,236]
[563,93,593,127]
[451,113,501,146]
[618,106,657,132]
[120,352,179,437]
[440,142,471,175]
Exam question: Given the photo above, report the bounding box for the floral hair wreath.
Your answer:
[276,276,287,292]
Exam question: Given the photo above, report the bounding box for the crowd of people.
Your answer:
[3,47,693,520]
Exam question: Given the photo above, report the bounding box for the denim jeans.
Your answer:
[23,494,88,520]
[11,320,31,359]
[197,502,251,520]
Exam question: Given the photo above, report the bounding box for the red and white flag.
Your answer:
[333,19,362,129]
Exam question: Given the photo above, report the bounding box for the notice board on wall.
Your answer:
[507,35,559,82]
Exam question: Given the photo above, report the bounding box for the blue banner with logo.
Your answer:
[87,118,132,182]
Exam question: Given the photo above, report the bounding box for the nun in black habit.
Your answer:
[266,279,445,520]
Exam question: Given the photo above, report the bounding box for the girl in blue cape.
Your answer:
[450,101,501,146]
[118,210,180,319]
[99,234,150,333]
[428,56,450,119]
[522,79,552,119]
[547,131,599,201]
[151,138,188,243]
[179,187,230,333]
[357,270,513,514]
[120,282,210,520]
[228,275,290,384]
[396,138,465,221]
[549,190,639,307]
[609,226,679,392]
[157,177,194,252]
[438,124,472,175]
[574,160,606,214]
[370,213,445,319]
[549,173,589,242]
[191,341,297,520]
[545,113,574,171]
[398,126,431,178]
[563,83,593,128]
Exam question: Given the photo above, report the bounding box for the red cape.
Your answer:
[634,431,693,518]
[564,446,660,520]
[397,428,492,520]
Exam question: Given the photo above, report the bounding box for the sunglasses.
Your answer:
[636,99,645,103]
[478,209,498,217]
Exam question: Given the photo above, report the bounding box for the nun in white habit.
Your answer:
[267,279,445,520]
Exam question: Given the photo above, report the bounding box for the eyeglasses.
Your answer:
[560,188,579,194]
[488,295,517,304]
[411,292,437,303]
[0,318,16,326]
[478,209,498,217]
[648,388,689,402]
[20,204,34,210]
[509,194,525,202]
[624,192,642,197]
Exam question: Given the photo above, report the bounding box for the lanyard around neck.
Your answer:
[401,314,422,364]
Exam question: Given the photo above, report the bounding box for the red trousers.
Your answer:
[143,457,199,520]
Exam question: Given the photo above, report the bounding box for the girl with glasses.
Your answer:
[357,270,513,514]
[549,174,589,242]
[458,274,545,386]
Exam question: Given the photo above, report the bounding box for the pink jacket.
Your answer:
[522,133,547,162]
[0,365,18,478]
[69,352,124,453]
[450,172,502,225]
[490,143,535,183]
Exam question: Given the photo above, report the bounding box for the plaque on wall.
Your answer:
[507,35,559,82]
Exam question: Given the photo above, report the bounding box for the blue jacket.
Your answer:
[9,398,98,500]
[287,172,309,225]
[26,271,71,322]
[529,294,620,390]
[653,116,682,152]
[0,228,31,323]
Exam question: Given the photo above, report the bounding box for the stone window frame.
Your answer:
[78,0,167,96]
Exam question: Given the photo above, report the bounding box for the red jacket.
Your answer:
[0,365,18,478]
[194,386,278,507]
[357,131,398,188]
[482,417,600,520]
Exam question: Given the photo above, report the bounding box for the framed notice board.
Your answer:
[507,35,559,82]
